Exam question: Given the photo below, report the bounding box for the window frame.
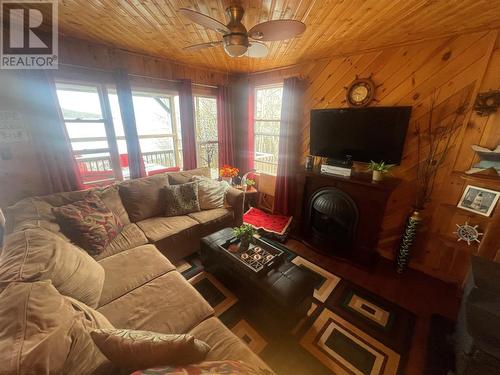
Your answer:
[55,81,123,185]
[129,89,183,170]
[193,94,219,175]
[253,83,284,175]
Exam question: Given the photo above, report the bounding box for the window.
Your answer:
[194,96,218,178]
[56,83,124,187]
[128,90,183,176]
[254,85,283,175]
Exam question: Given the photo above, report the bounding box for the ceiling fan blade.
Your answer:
[248,19,306,41]
[184,41,222,52]
[179,8,230,34]
[247,42,269,58]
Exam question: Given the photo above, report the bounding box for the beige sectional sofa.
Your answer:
[0,167,273,374]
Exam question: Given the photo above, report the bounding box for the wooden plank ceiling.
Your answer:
[58,0,500,73]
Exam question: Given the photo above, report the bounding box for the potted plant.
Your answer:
[368,160,395,182]
[395,90,470,273]
[219,165,239,185]
[245,178,256,191]
[233,224,257,252]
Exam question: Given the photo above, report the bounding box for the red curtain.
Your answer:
[114,69,146,179]
[179,79,197,170]
[274,77,306,216]
[217,85,235,167]
[22,71,82,194]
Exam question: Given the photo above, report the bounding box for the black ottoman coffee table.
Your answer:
[200,228,319,327]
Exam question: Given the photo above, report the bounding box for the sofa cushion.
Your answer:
[192,176,229,210]
[6,186,129,236]
[98,271,214,334]
[98,185,131,225]
[6,197,63,235]
[188,208,235,238]
[98,245,175,306]
[119,175,169,222]
[168,167,211,185]
[90,328,210,370]
[53,194,124,256]
[0,228,105,307]
[0,281,114,375]
[189,317,272,373]
[137,215,200,243]
[188,208,234,225]
[164,182,201,217]
[94,223,149,261]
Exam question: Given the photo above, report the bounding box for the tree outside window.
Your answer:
[254,85,283,175]
[194,96,219,178]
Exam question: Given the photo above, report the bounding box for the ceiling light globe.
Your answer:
[223,34,249,57]
[224,43,247,57]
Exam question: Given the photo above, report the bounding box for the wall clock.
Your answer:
[345,75,377,107]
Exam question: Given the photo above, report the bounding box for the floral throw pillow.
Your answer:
[164,182,201,217]
[53,194,124,255]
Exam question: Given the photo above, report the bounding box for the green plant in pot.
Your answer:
[245,178,256,191]
[368,160,395,182]
[233,224,257,252]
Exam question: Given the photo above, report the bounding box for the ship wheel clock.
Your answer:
[454,221,483,246]
[344,75,380,107]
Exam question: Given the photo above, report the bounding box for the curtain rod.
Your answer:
[58,63,219,89]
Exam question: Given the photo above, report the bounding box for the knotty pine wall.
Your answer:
[247,30,500,284]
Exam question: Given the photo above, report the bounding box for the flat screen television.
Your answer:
[310,106,412,164]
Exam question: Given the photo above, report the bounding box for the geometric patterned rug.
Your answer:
[175,239,415,375]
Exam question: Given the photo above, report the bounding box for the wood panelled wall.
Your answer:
[247,30,500,284]
[58,36,235,87]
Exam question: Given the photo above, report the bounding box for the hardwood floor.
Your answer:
[285,239,461,375]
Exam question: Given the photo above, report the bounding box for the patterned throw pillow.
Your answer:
[164,182,201,217]
[53,194,124,255]
[130,360,273,375]
[90,329,210,371]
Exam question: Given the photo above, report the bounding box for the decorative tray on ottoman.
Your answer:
[219,237,284,275]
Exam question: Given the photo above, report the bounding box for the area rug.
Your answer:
[175,242,415,375]
[243,208,292,236]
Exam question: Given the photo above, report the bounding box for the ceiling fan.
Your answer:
[179,4,306,58]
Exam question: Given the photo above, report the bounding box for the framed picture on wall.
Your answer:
[457,185,500,217]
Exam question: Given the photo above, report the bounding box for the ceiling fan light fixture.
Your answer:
[224,43,248,57]
[223,34,248,57]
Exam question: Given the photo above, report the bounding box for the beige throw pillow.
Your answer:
[119,175,169,222]
[191,175,229,210]
[164,182,201,217]
[90,329,210,370]
[0,228,105,307]
[0,281,114,375]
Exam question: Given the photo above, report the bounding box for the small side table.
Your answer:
[233,186,259,211]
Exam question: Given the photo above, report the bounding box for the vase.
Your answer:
[239,237,250,252]
[372,170,384,182]
[396,210,422,274]
[221,176,232,185]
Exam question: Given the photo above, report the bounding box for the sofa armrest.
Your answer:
[226,187,244,227]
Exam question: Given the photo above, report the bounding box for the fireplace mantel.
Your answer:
[293,169,400,266]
